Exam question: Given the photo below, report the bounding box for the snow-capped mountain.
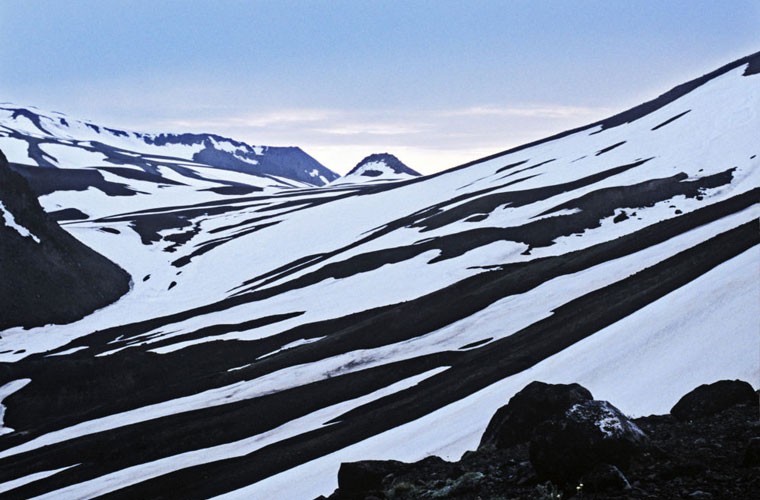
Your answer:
[333,153,421,184]
[0,52,757,499]
[0,105,338,198]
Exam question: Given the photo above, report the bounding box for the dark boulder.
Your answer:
[743,437,760,467]
[337,460,404,496]
[529,400,649,484]
[671,380,757,421]
[580,463,631,492]
[479,381,593,449]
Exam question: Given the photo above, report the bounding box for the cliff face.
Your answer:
[0,150,131,330]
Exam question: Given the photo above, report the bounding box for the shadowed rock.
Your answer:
[337,460,405,495]
[743,437,760,467]
[0,149,131,329]
[529,400,649,484]
[479,381,593,450]
[580,463,631,492]
[671,380,758,421]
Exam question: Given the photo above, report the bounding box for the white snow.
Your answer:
[0,200,40,243]
[38,142,108,167]
[0,136,33,164]
[45,346,89,357]
[0,465,79,495]
[0,379,31,436]
[331,159,417,185]
[30,368,448,500]
[256,336,326,360]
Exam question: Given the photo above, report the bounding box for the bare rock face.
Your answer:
[529,400,649,484]
[742,437,760,467]
[337,460,405,496]
[580,463,631,493]
[671,380,758,421]
[0,149,131,329]
[479,381,593,450]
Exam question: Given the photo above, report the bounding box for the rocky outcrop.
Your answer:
[0,149,131,329]
[529,400,649,484]
[479,381,593,449]
[337,460,407,495]
[325,379,759,499]
[671,379,757,421]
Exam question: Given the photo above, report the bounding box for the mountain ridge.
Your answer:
[0,104,339,187]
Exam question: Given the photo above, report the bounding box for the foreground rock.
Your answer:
[337,460,407,496]
[479,381,593,449]
[324,380,760,499]
[671,379,757,421]
[580,463,631,493]
[530,399,649,484]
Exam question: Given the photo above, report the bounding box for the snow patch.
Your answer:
[30,368,449,500]
[0,201,40,243]
[256,336,326,360]
[0,464,79,495]
[0,378,31,436]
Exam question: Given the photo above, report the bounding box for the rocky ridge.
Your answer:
[0,149,130,330]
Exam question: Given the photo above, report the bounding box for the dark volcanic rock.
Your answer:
[337,460,404,495]
[324,380,760,499]
[479,381,593,449]
[613,210,629,223]
[580,463,631,492]
[0,149,131,329]
[743,437,760,467]
[529,400,649,484]
[671,380,758,421]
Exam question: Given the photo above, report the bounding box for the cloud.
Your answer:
[141,102,614,174]
[18,83,613,175]
[312,122,427,136]
[159,109,339,130]
[442,104,614,119]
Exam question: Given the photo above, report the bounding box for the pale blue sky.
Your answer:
[1,1,757,173]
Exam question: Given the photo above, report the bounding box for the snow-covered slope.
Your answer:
[0,52,757,499]
[0,105,339,220]
[332,153,421,185]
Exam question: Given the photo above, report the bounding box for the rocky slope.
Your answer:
[0,150,130,330]
[326,380,760,499]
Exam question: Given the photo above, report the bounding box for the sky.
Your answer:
[1,1,757,175]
